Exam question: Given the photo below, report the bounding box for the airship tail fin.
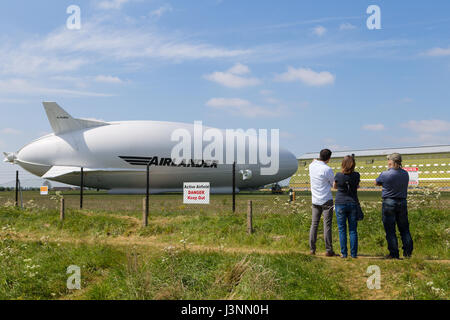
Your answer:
[42,165,141,179]
[43,102,109,135]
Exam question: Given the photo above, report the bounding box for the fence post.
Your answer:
[142,197,148,227]
[60,197,65,221]
[18,180,23,209]
[247,200,253,234]
[80,167,84,209]
[232,162,236,213]
[15,170,19,207]
[143,163,150,227]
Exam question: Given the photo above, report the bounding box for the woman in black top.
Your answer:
[333,155,360,258]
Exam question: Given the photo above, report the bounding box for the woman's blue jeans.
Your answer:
[335,203,358,257]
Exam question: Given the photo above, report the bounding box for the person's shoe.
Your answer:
[341,255,348,259]
[309,250,316,255]
[384,254,400,260]
[325,251,340,257]
[351,256,358,259]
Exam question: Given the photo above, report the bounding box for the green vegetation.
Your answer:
[0,239,122,299]
[0,190,448,300]
[86,251,350,300]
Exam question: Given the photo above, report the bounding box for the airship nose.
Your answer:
[3,152,17,163]
[15,138,53,176]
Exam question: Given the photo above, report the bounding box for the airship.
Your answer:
[4,102,298,194]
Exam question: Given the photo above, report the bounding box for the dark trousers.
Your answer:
[310,200,334,253]
[382,198,413,258]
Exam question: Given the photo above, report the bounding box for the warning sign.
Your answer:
[403,167,419,185]
[40,186,49,195]
[183,182,210,204]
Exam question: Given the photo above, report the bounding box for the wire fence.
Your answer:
[0,183,448,238]
[0,155,448,228]
[0,166,296,220]
[0,190,299,221]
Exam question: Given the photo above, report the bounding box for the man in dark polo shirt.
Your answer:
[376,153,413,259]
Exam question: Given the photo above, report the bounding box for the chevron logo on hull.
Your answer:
[119,156,219,168]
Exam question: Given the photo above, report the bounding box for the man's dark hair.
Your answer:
[319,149,332,162]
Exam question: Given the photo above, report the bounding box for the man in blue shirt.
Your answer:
[376,153,413,259]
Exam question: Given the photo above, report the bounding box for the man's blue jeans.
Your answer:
[335,203,358,258]
[382,198,413,258]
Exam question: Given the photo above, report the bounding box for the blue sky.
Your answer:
[1,0,450,185]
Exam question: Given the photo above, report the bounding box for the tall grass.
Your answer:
[0,190,448,300]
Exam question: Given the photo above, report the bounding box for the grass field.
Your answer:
[0,190,448,300]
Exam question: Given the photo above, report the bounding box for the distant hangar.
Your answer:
[290,145,450,190]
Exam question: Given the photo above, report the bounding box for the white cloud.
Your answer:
[323,138,350,151]
[0,128,22,135]
[424,47,450,57]
[275,67,335,86]
[0,78,113,98]
[38,23,249,62]
[150,5,173,18]
[0,20,250,78]
[51,75,90,88]
[339,23,356,30]
[227,63,250,75]
[205,98,280,117]
[251,39,409,63]
[206,98,249,108]
[395,133,450,145]
[259,89,272,96]
[312,26,327,36]
[0,48,87,76]
[94,75,124,84]
[362,123,385,131]
[0,18,406,79]
[97,0,134,10]
[50,75,124,87]
[394,119,450,145]
[205,72,260,88]
[264,97,279,104]
[204,63,261,88]
[327,144,350,151]
[415,134,450,144]
[259,16,361,31]
[401,120,450,133]
[0,98,30,104]
[0,19,252,102]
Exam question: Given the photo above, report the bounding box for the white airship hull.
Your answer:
[6,103,298,194]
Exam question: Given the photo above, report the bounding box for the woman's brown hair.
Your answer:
[341,155,355,174]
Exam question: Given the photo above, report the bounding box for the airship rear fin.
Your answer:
[42,166,142,179]
[42,166,81,178]
[43,102,109,135]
